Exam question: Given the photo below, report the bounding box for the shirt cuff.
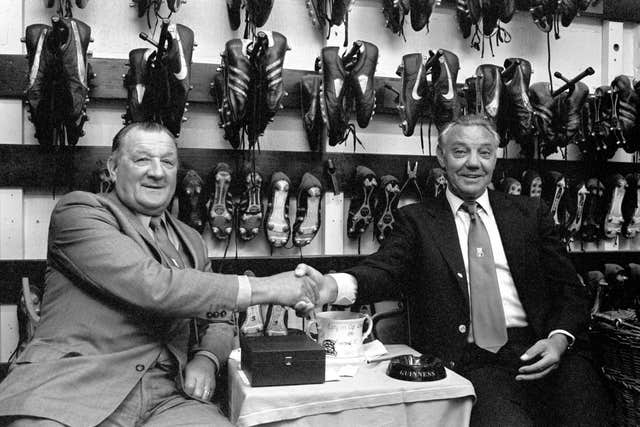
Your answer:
[548,329,575,349]
[194,350,220,375]
[328,273,357,306]
[236,275,252,311]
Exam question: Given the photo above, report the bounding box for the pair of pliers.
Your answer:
[400,161,423,202]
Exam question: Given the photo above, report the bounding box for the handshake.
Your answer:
[248,264,339,316]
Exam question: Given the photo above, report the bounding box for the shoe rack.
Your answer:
[0,1,639,306]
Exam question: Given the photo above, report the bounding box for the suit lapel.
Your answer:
[424,197,469,303]
[489,191,526,285]
[103,192,163,260]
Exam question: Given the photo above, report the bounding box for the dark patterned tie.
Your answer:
[462,201,508,353]
[150,217,185,269]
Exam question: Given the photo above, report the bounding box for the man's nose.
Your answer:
[466,151,481,168]
[147,159,165,178]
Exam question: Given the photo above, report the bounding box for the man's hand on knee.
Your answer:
[184,354,216,401]
[516,334,569,381]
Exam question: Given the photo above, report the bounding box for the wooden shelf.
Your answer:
[1,144,639,196]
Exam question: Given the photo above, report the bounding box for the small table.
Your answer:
[228,344,475,427]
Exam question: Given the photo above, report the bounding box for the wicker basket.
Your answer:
[590,309,640,427]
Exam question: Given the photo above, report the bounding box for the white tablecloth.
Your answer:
[228,344,475,427]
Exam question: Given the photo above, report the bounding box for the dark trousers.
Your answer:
[457,328,614,427]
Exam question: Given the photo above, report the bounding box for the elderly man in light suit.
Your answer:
[0,122,317,426]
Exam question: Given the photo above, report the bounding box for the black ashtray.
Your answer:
[386,354,446,382]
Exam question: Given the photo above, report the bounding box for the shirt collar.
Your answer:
[445,187,492,216]
[136,212,166,229]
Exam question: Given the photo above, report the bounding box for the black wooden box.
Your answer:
[240,334,325,387]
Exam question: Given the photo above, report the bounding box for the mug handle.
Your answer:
[305,319,318,341]
[361,314,373,342]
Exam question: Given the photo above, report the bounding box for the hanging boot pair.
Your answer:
[498,58,533,154]
[24,16,92,146]
[213,31,289,149]
[265,172,324,248]
[611,75,640,153]
[318,40,379,147]
[409,0,437,32]
[123,21,194,137]
[467,64,503,125]
[580,178,605,242]
[395,49,459,137]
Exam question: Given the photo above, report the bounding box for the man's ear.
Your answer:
[106,155,117,183]
[436,145,446,169]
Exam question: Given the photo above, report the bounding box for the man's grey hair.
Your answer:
[437,114,501,148]
[111,122,176,154]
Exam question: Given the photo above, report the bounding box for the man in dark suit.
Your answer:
[0,122,317,426]
[299,115,612,426]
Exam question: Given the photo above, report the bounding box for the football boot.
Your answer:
[529,82,556,156]
[264,304,287,336]
[467,0,483,23]
[347,41,378,129]
[594,85,619,158]
[622,173,640,238]
[53,16,91,146]
[207,163,234,241]
[132,0,152,18]
[211,73,242,149]
[237,170,264,242]
[552,81,589,149]
[566,181,588,240]
[464,76,478,115]
[430,49,461,131]
[522,170,542,198]
[24,23,55,146]
[542,171,568,227]
[611,75,640,153]
[500,177,522,195]
[123,48,155,124]
[498,0,516,23]
[581,178,605,242]
[347,166,378,238]
[257,31,289,118]
[410,0,437,32]
[219,38,252,125]
[482,0,501,37]
[530,0,555,33]
[293,172,323,247]
[163,23,194,137]
[226,0,242,30]
[300,74,323,151]
[178,170,207,233]
[475,64,503,124]
[383,0,407,37]
[558,0,579,27]
[329,0,346,26]
[501,58,533,149]
[425,167,447,198]
[456,0,475,39]
[265,172,292,248]
[373,175,402,243]
[603,173,627,239]
[167,0,183,13]
[246,0,275,27]
[319,47,350,146]
[397,53,427,137]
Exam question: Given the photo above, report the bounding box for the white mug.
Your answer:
[306,311,373,358]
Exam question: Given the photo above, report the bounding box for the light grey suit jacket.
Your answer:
[0,191,238,426]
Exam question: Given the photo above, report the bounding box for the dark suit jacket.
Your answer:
[346,191,588,369]
[0,191,237,426]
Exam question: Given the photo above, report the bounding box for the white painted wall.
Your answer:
[0,1,638,260]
